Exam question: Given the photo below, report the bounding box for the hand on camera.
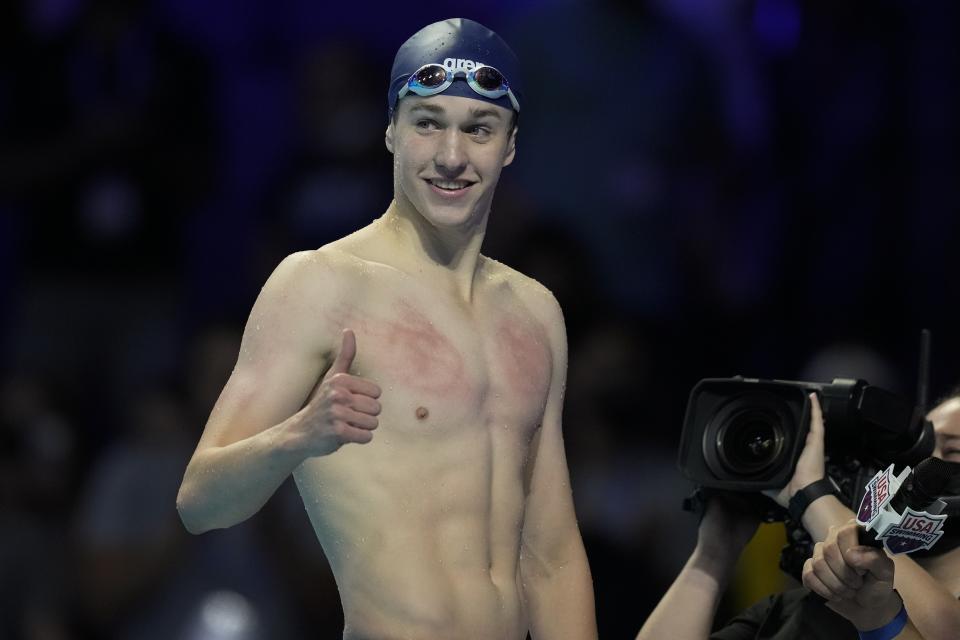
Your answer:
[694,493,762,570]
[283,329,382,457]
[802,519,903,631]
[765,392,826,509]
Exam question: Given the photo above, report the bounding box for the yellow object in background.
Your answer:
[730,522,790,611]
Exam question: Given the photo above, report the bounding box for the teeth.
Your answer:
[430,179,470,190]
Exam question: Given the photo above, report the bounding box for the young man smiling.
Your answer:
[177,18,598,640]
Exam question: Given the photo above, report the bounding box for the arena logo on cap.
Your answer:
[443,58,485,72]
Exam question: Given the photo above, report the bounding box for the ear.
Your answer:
[502,126,518,167]
[385,122,395,154]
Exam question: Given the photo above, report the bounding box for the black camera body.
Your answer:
[678,377,934,492]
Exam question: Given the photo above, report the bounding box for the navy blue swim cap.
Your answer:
[388,18,523,119]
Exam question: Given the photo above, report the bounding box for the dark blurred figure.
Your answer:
[183,322,244,430]
[71,378,301,639]
[258,41,392,270]
[502,0,732,314]
[0,372,78,640]
[72,382,193,637]
[0,0,214,278]
[499,223,602,352]
[256,476,344,635]
[564,318,696,638]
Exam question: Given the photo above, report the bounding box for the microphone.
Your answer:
[856,457,959,554]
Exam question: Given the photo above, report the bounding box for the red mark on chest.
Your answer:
[324,300,467,396]
[495,314,552,399]
[381,301,466,394]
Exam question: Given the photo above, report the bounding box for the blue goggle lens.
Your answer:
[411,65,449,88]
[400,63,519,112]
[472,66,506,92]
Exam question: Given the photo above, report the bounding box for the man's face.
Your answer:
[929,397,960,462]
[386,94,516,229]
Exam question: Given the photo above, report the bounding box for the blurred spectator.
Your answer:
[503,0,732,313]
[0,0,214,278]
[0,372,77,640]
[564,318,696,637]
[258,40,392,269]
[501,223,603,350]
[72,381,301,639]
[72,382,193,636]
[184,322,243,429]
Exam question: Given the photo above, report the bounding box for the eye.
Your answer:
[415,119,440,131]
[466,124,493,139]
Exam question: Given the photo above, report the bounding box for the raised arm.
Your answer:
[520,292,598,640]
[176,251,381,533]
[636,494,760,640]
[771,394,960,639]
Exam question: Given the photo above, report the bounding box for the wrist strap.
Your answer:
[858,601,907,640]
[788,477,839,522]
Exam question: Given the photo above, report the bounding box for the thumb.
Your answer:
[807,392,825,442]
[326,329,357,377]
[845,546,895,584]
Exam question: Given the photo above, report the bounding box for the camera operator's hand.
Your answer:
[694,493,762,577]
[802,519,904,632]
[764,392,825,509]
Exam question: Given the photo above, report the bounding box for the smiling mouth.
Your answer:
[425,178,475,193]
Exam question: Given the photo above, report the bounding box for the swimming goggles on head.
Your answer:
[398,63,520,112]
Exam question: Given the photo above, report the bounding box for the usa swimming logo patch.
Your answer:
[857,464,894,527]
[878,507,947,554]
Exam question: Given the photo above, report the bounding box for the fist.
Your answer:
[801,519,903,631]
[288,329,382,457]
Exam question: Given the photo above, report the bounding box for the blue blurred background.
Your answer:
[1,0,958,638]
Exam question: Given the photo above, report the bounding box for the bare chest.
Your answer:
[324,282,553,438]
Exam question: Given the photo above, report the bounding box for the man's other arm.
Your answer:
[520,292,598,640]
[176,251,380,533]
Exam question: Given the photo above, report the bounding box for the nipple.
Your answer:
[416,406,429,420]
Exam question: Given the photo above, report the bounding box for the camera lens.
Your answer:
[715,409,786,475]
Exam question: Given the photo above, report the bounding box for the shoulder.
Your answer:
[481,256,566,347]
[239,246,381,370]
[246,246,371,347]
[261,246,368,301]
[483,256,562,315]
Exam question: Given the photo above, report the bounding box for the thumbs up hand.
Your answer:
[286,329,382,457]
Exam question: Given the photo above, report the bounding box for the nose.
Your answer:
[434,128,468,177]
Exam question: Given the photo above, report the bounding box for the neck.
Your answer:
[376,196,488,302]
